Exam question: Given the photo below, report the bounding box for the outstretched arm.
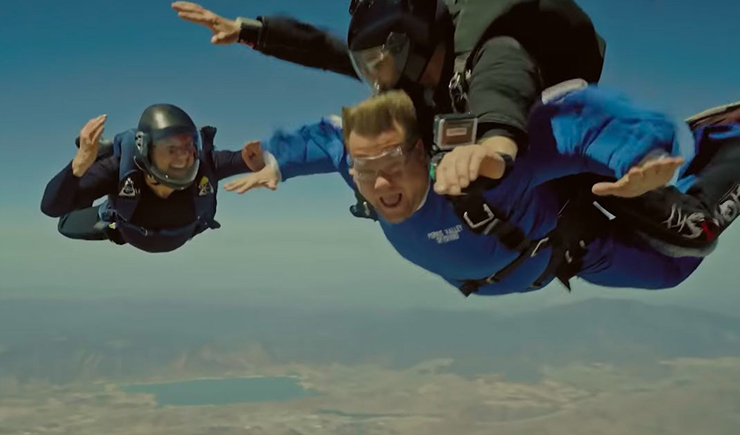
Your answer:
[477,85,686,198]
[211,140,271,181]
[435,85,687,198]
[41,157,119,218]
[172,2,359,80]
[41,116,119,217]
[224,116,351,193]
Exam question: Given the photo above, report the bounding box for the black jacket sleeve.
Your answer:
[211,150,252,181]
[40,156,120,218]
[251,15,359,80]
[467,36,542,150]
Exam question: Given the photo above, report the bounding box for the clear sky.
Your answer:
[1,0,739,315]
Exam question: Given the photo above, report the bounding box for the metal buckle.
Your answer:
[485,274,501,284]
[530,237,550,257]
[448,72,467,113]
[463,203,495,229]
[565,250,573,264]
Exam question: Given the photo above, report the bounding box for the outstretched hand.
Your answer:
[433,145,507,196]
[172,2,240,45]
[592,156,685,198]
[224,166,280,194]
[72,114,107,177]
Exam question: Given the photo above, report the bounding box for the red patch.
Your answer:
[701,221,717,241]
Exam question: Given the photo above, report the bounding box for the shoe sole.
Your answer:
[686,101,740,128]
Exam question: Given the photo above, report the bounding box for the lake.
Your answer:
[123,376,317,406]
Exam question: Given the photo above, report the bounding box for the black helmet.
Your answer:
[347,0,451,93]
[134,104,201,190]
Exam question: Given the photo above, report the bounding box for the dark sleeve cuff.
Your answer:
[212,150,253,180]
[478,123,529,154]
[41,161,80,217]
[247,15,358,79]
[237,16,264,47]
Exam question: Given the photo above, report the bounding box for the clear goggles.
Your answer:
[350,141,418,183]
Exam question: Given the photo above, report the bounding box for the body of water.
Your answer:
[123,376,317,406]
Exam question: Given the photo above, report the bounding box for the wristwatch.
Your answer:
[235,17,263,47]
[496,152,515,179]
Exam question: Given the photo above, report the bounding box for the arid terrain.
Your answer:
[1,298,739,434]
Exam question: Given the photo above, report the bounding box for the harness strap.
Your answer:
[449,53,472,114]
[450,194,531,253]
[456,189,610,297]
[458,232,555,297]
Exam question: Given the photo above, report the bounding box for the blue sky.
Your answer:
[1,0,739,315]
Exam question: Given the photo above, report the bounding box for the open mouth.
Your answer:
[380,193,402,208]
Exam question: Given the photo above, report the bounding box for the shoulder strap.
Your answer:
[350,189,378,221]
[114,130,143,222]
[449,53,472,114]
[193,126,220,230]
[450,194,531,252]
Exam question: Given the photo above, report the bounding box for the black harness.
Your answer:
[449,174,611,296]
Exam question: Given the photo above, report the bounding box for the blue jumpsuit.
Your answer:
[260,86,708,295]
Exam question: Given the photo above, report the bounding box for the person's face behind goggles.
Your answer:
[348,134,429,223]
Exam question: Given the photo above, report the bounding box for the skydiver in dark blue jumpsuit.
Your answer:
[41,104,264,253]
[224,85,740,296]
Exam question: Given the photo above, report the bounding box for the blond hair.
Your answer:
[341,90,420,146]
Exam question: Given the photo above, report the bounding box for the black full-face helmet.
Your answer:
[347,0,451,93]
[134,104,201,190]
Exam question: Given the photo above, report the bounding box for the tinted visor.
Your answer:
[349,32,410,93]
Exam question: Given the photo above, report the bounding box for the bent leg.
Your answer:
[57,205,109,241]
[577,223,703,290]
[682,124,740,231]
[595,122,740,252]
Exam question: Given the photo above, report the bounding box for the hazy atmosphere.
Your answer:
[1,0,740,434]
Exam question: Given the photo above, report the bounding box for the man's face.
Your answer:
[347,124,429,223]
[362,50,403,92]
[150,133,197,178]
[350,41,405,93]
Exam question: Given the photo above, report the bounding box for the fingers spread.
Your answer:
[223,178,247,191]
[82,115,106,140]
[177,12,212,26]
[468,150,485,181]
[454,150,472,189]
[591,181,620,196]
[171,2,202,13]
[435,159,454,194]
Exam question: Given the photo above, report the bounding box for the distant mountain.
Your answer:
[0,297,738,384]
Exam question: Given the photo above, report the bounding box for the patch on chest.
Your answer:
[198,176,214,196]
[119,177,139,198]
[427,224,464,244]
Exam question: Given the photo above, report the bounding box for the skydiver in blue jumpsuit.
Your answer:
[224,84,740,296]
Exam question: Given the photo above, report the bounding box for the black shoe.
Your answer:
[597,187,720,250]
[686,101,740,131]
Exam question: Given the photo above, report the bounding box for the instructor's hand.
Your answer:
[172,2,240,45]
[433,145,507,196]
[72,114,106,177]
